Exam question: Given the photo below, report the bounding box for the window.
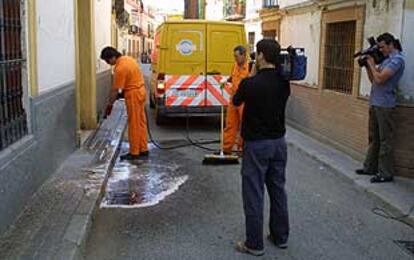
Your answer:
[319,7,364,95]
[248,32,255,52]
[322,21,356,94]
[0,0,28,151]
[262,0,278,8]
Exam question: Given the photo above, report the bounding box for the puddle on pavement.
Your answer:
[100,143,188,208]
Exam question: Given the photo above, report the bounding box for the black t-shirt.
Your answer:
[233,68,290,141]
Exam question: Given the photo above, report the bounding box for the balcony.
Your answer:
[223,0,246,21]
[262,0,279,8]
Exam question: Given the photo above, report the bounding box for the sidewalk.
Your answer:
[286,126,414,227]
[0,101,127,260]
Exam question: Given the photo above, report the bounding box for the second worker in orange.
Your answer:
[223,45,250,155]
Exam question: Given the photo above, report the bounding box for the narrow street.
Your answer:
[84,65,414,260]
[1,1,414,259]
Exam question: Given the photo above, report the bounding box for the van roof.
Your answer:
[162,20,244,26]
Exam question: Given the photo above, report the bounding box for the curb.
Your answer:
[286,127,414,228]
[58,101,127,260]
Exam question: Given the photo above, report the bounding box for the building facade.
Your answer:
[0,0,113,235]
[273,0,414,178]
[114,0,156,60]
[259,0,281,40]
[244,0,262,52]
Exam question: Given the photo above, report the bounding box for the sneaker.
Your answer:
[267,234,288,249]
[355,169,375,176]
[235,241,264,256]
[120,153,140,161]
[370,175,393,183]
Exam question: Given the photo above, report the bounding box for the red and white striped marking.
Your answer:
[206,75,231,106]
[164,75,231,107]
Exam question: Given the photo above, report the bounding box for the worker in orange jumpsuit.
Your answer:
[101,47,148,161]
[223,45,250,154]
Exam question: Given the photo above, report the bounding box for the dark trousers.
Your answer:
[363,106,395,178]
[242,138,289,250]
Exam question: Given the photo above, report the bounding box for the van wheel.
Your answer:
[149,91,155,109]
[155,107,166,126]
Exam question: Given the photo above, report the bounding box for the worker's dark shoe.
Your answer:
[267,234,288,249]
[355,169,375,176]
[235,241,264,256]
[120,153,140,161]
[370,175,394,183]
[139,151,149,157]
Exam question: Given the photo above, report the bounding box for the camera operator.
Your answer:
[356,33,405,183]
[233,39,290,255]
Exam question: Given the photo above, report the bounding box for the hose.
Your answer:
[145,107,220,151]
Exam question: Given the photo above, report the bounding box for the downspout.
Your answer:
[400,0,406,40]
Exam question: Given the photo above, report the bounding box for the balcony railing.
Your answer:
[262,0,278,8]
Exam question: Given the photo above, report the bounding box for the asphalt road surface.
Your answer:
[84,64,413,260]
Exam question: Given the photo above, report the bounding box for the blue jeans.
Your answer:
[242,138,289,250]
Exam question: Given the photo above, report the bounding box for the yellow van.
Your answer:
[150,20,247,124]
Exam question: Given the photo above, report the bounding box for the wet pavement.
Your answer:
[101,143,188,208]
[84,64,414,260]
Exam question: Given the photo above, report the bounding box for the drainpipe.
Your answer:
[400,0,406,40]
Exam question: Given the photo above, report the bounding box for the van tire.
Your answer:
[155,107,166,126]
[149,91,155,109]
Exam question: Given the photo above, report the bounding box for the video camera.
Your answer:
[250,46,307,81]
[354,37,385,67]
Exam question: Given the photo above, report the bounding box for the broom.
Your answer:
[202,82,239,165]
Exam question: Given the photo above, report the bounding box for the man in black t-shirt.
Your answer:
[234,39,290,256]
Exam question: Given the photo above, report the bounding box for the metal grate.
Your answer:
[323,21,356,94]
[394,240,414,256]
[0,0,27,150]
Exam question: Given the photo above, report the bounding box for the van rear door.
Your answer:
[206,24,244,106]
[164,24,207,107]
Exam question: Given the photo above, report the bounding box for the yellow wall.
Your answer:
[75,0,97,130]
[28,0,38,97]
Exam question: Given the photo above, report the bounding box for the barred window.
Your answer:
[263,0,278,8]
[0,0,27,150]
[323,21,356,94]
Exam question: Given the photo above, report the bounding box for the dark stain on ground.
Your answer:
[101,142,189,208]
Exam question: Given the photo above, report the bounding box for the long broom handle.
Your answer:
[220,103,224,155]
[220,85,225,156]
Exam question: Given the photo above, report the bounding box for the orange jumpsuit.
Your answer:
[223,62,249,153]
[113,56,148,155]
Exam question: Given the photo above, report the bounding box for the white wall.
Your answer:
[245,0,264,52]
[206,0,224,20]
[280,11,321,87]
[245,21,262,51]
[279,0,308,8]
[95,0,112,73]
[37,0,75,93]
[398,7,414,104]
[245,0,262,20]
